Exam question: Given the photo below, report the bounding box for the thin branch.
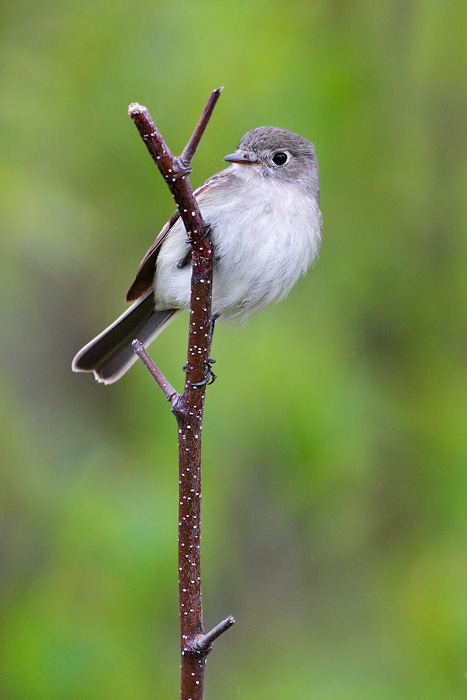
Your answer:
[180,87,223,167]
[191,616,236,653]
[128,102,177,178]
[131,340,179,406]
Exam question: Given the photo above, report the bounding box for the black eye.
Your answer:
[272,152,288,165]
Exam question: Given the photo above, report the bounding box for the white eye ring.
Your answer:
[272,151,290,166]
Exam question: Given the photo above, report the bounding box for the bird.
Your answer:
[72,126,322,384]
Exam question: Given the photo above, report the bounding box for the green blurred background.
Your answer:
[1,1,466,698]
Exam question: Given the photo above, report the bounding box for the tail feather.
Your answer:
[72,291,179,384]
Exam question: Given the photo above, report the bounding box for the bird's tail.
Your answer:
[72,291,179,384]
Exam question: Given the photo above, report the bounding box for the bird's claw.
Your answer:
[179,224,213,268]
[183,358,217,387]
[183,222,212,245]
[190,369,217,387]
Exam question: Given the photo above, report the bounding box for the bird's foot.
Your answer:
[183,358,217,386]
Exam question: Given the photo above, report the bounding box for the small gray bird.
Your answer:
[72,127,323,383]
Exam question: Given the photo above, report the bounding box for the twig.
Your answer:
[180,87,224,167]
[129,89,233,700]
[131,340,179,406]
[191,616,236,653]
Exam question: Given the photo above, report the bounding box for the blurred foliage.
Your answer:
[1,0,467,698]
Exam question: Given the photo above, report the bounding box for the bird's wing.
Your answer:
[125,170,229,302]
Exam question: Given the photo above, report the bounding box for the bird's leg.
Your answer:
[176,248,192,269]
[207,312,218,364]
[185,313,218,386]
[177,223,212,269]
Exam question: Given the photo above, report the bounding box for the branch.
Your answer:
[191,616,236,653]
[131,340,179,406]
[180,87,224,167]
[128,90,233,700]
[129,87,222,258]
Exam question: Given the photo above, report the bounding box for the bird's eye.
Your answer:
[272,152,288,165]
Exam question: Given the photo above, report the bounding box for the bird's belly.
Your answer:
[210,209,320,321]
[153,196,321,321]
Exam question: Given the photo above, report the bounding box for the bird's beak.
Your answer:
[223,151,262,165]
